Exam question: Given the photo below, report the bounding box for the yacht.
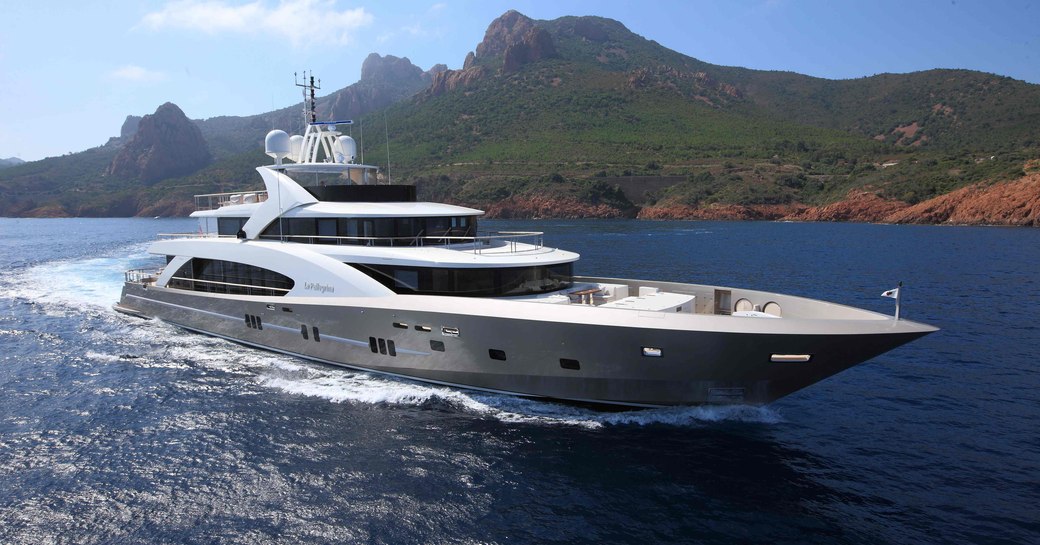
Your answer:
[115,82,937,407]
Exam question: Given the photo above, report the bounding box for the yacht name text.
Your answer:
[304,282,335,294]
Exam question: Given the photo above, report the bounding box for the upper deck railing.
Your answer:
[157,233,237,239]
[155,231,545,254]
[258,231,544,254]
[194,191,269,211]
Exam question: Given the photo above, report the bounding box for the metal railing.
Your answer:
[156,233,237,239]
[194,190,268,211]
[125,268,162,284]
[167,276,291,296]
[146,230,546,255]
[255,230,544,253]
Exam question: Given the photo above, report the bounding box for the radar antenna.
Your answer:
[295,71,321,124]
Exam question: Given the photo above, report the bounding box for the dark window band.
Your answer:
[347,262,573,297]
[167,258,294,297]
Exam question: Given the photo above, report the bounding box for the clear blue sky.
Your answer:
[2,0,1037,161]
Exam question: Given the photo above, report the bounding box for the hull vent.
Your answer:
[707,387,746,403]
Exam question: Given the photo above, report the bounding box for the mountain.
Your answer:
[0,157,25,169]
[2,10,1038,223]
[370,11,1039,219]
[0,53,441,217]
[108,102,211,183]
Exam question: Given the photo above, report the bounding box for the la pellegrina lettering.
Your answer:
[304,282,335,294]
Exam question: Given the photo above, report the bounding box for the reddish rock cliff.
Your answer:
[107,103,211,184]
[885,173,1040,226]
[782,190,907,223]
[770,170,1040,226]
[425,65,489,97]
[627,167,1040,226]
[426,10,558,97]
[326,54,437,120]
[501,26,558,73]
[474,10,539,60]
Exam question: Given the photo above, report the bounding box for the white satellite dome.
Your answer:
[334,135,357,164]
[264,130,291,162]
[288,134,304,162]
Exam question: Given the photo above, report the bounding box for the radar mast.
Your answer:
[295,71,320,124]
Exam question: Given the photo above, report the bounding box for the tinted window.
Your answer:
[349,263,573,297]
[167,258,294,296]
[260,216,479,246]
[218,217,248,236]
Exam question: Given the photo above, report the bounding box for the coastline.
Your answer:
[5,171,1038,227]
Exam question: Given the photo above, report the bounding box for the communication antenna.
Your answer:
[295,70,321,124]
[384,110,391,184]
[359,117,364,164]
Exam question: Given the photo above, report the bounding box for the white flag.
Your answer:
[881,287,900,299]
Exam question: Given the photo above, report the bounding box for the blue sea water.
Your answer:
[0,217,1037,544]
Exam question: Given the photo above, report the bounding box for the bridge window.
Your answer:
[217,217,248,236]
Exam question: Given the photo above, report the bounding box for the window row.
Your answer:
[254,216,478,246]
[167,257,294,297]
[349,262,573,297]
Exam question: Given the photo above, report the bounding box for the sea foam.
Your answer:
[7,246,783,428]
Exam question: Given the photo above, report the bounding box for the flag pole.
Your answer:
[895,281,902,321]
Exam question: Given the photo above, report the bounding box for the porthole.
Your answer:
[489,349,507,361]
[560,358,580,370]
[430,340,445,352]
[300,324,309,340]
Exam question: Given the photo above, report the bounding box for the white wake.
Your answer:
[4,245,783,428]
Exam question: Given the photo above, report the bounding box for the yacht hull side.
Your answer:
[118,283,932,407]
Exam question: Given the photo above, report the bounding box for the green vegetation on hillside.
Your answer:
[2,11,1038,218]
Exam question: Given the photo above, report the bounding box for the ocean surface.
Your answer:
[0,217,1037,544]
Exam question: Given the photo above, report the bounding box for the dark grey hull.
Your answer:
[117,283,933,407]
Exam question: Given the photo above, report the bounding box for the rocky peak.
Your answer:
[120,115,142,139]
[424,10,561,98]
[473,10,558,71]
[324,54,435,121]
[424,65,489,98]
[475,10,535,59]
[425,64,448,78]
[107,102,211,184]
[359,53,425,85]
[502,27,557,73]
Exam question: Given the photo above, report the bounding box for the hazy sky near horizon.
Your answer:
[2,0,1037,161]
